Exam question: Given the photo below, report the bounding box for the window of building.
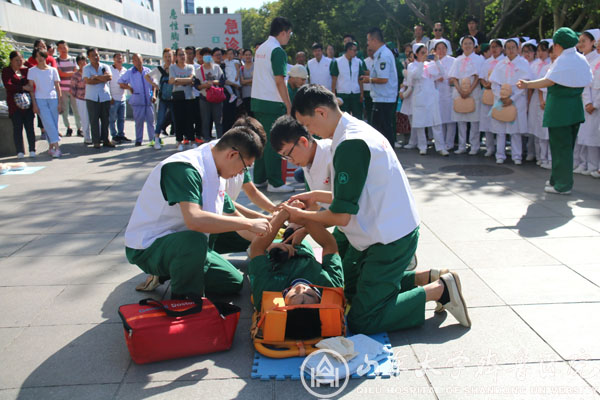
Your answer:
[68,9,79,22]
[184,24,193,35]
[137,31,143,40]
[123,27,130,36]
[82,14,90,25]
[32,0,45,12]
[105,21,113,32]
[51,4,64,18]
[9,0,22,6]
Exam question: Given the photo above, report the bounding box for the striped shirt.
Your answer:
[56,56,77,93]
[70,69,86,100]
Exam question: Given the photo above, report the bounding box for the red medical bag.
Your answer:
[118,297,241,364]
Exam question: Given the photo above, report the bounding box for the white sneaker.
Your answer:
[514,159,522,165]
[484,150,494,157]
[573,165,586,174]
[429,268,451,313]
[541,162,552,170]
[177,143,184,151]
[468,149,478,155]
[496,158,504,164]
[440,272,471,328]
[29,151,36,158]
[52,149,61,158]
[454,148,466,154]
[438,149,449,156]
[544,185,571,195]
[255,181,268,188]
[419,149,427,155]
[154,140,161,150]
[403,144,417,150]
[229,94,237,103]
[591,171,600,178]
[236,98,244,107]
[17,152,25,159]
[267,184,295,193]
[526,154,536,161]
[581,169,593,176]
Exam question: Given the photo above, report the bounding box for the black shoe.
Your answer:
[112,137,122,144]
[66,128,73,137]
[76,129,83,137]
[135,141,142,146]
[120,136,132,143]
[103,141,116,148]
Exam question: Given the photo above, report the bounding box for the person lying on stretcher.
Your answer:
[248,202,344,312]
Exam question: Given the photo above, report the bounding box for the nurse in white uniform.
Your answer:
[574,29,600,175]
[448,36,484,154]
[489,38,533,164]
[432,39,456,152]
[479,39,505,157]
[528,40,552,168]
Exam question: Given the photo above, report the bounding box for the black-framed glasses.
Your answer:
[232,147,248,173]
[281,138,300,161]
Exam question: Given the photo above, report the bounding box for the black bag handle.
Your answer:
[139,294,204,318]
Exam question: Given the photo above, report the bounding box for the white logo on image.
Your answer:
[300,349,350,398]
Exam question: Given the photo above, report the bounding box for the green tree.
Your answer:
[0,29,14,70]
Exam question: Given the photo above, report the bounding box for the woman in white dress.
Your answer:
[592,55,600,178]
[479,39,505,157]
[574,29,600,175]
[448,36,484,154]
[432,39,456,153]
[489,38,533,164]
[528,40,552,168]
[521,39,538,161]
[402,43,448,155]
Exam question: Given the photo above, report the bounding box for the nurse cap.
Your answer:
[489,38,506,48]
[523,39,538,47]
[431,38,450,50]
[506,37,520,47]
[459,35,478,47]
[585,28,600,42]
[412,43,427,54]
[540,38,554,48]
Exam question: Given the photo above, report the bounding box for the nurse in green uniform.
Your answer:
[248,206,344,311]
[250,17,295,193]
[518,27,593,194]
[124,127,271,298]
[277,85,471,334]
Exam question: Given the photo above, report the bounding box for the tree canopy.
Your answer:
[238,0,600,59]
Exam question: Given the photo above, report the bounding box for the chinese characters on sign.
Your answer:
[170,9,179,49]
[224,18,240,49]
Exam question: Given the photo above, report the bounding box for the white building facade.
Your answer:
[0,0,162,57]
[160,0,242,51]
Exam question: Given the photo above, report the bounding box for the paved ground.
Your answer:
[1,119,600,399]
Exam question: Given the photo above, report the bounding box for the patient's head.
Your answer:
[283,279,321,305]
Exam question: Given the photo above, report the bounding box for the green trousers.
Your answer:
[548,124,580,193]
[209,231,251,254]
[345,228,426,334]
[363,91,373,124]
[338,93,363,118]
[126,231,243,296]
[332,227,350,260]
[253,111,285,187]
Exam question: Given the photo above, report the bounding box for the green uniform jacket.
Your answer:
[248,241,344,310]
[543,84,585,128]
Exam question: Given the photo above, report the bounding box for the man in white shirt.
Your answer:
[307,43,332,90]
[410,25,430,49]
[109,52,130,143]
[428,22,453,55]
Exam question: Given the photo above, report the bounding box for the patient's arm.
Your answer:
[249,209,289,259]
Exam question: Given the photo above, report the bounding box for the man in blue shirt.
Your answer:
[362,28,398,147]
[83,48,115,148]
[119,53,156,147]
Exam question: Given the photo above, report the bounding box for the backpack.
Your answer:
[157,66,173,101]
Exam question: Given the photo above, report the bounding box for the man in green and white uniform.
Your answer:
[279,85,471,334]
[330,42,366,118]
[250,16,294,193]
[125,127,270,298]
[248,207,343,311]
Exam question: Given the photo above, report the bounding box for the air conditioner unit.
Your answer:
[196,7,203,14]
[205,7,211,13]
[213,7,220,13]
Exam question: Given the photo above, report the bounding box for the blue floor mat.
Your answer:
[251,332,395,381]
[1,166,45,175]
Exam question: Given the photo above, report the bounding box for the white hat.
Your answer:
[585,29,600,42]
[521,36,531,42]
[523,39,538,47]
[431,38,450,51]
[506,37,520,47]
[459,35,478,47]
[489,38,506,47]
[288,64,308,79]
[412,43,426,54]
[540,38,554,47]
